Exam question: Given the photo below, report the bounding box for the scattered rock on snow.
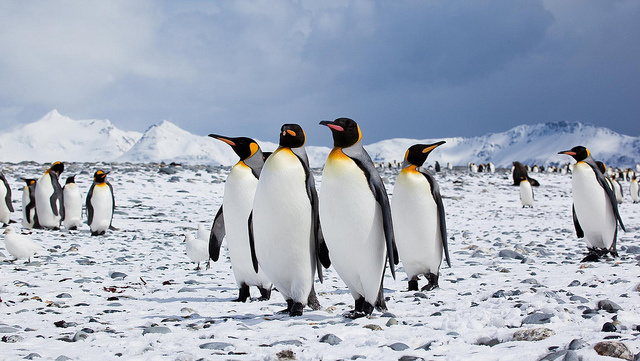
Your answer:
[522,312,553,325]
[593,341,633,360]
[568,338,588,350]
[385,342,410,351]
[597,300,622,313]
[513,328,555,341]
[143,326,172,335]
[319,333,341,345]
[199,341,234,350]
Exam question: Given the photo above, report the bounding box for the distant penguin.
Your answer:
[249,124,330,316]
[596,161,623,204]
[611,176,624,204]
[630,176,639,203]
[392,142,450,292]
[86,170,114,236]
[434,161,441,173]
[35,161,64,229]
[208,134,273,302]
[319,118,397,318]
[0,171,14,226]
[519,177,534,208]
[22,179,40,229]
[559,146,625,261]
[63,176,82,230]
[512,162,540,187]
[488,162,495,173]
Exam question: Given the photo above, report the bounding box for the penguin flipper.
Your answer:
[343,147,397,278]
[209,205,225,261]
[107,181,115,226]
[247,211,259,273]
[0,173,13,212]
[572,204,584,238]
[588,159,626,232]
[421,169,450,267]
[86,184,95,226]
[49,193,59,217]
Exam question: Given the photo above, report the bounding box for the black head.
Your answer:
[404,141,446,167]
[22,178,37,186]
[319,118,361,148]
[93,170,108,183]
[50,161,64,176]
[279,124,306,148]
[65,175,76,184]
[558,146,590,162]
[595,161,607,174]
[209,134,260,161]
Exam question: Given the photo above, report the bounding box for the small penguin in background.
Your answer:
[250,124,330,316]
[0,171,14,226]
[512,162,540,187]
[4,226,43,263]
[208,134,273,302]
[319,118,397,318]
[35,161,64,229]
[596,161,623,204]
[392,142,450,292]
[611,175,624,204]
[559,146,625,261]
[519,176,534,208]
[63,176,82,230]
[86,170,114,236]
[22,179,40,229]
[630,176,639,203]
[185,226,210,270]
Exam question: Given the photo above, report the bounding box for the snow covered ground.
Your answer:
[1,162,639,361]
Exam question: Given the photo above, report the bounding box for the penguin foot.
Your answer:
[307,287,322,311]
[278,299,294,314]
[354,297,365,313]
[233,285,250,302]
[68,226,78,231]
[257,287,271,301]
[343,310,367,319]
[205,260,211,270]
[194,263,201,271]
[91,231,106,236]
[362,302,375,316]
[581,253,600,262]
[421,283,438,291]
[421,273,439,291]
[408,280,419,291]
[289,302,304,317]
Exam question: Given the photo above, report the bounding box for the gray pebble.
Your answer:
[568,280,580,287]
[143,326,172,335]
[54,356,72,361]
[72,331,89,342]
[539,350,580,361]
[602,322,617,332]
[593,341,634,360]
[380,312,396,318]
[178,287,197,293]
[56,293,72,299]
[319,333,342,346]
[109,271,127,279]
[597,300,622,313]
[398,357,425,361]
[386,318,398,327]
[0,326,18,333]
[23,353,41,360]
[476,337,500,346]
[570,296,588,304]
[522,312,554,324]
[386,342,409,351]
[413,292,427,299]
[567,338,588,350]
[270,339,303,347]
[498,249,525,260]
[199,341,234,350]
[624,245,640,254]
[513,327,555,341]
[415,341,432,350]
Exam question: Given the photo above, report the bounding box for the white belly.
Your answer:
[631,181,639,202]
[612,181,623,204]
[35,173,60,228]
[0,183,10,224]
[223,163,271,288]
[572,163,616,249]
[392,169,442,278]
[89,185,113,232]
[319,151,385,304]
[22,187,35,228]
[63,184,83,229]
[519,180,534,207]
[252,149,313,303]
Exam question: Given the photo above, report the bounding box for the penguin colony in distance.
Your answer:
[559,146,626,261]
[63,176,82,230]
[208,134,273,302]
[0,171,14,226]
[35,161,64,229]
[86,170,115,236]
[392,142,450,291]
[250,124,330,316]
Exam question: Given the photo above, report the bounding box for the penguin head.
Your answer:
[558,146,590,162]
[279,124,306,148]
[50,161,64,176]
[93,170,108,183]
[404,141,446,167]
[22,178,37,186]
[319,118,361,148]
[209,134,261,161]
[595,161,607,174]
[65,175,76,185]
[262,151,273,161]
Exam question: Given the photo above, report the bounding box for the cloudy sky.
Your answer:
[0,1,638,145]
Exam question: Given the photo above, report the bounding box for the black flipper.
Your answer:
[86,183,95,226]
[247,211,259,273]
[0,173,13,212]
[572,204,584,238]
[106,180,115,227]
[209,205,225,261]
[420,169,450,267]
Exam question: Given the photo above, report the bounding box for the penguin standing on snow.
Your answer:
[519,176,534,208]
[0,171,14,226]
[35,161,64,229]
[22,179,40,229]
[559,146,625,261]
[208,134,273,302]
[630,176,639,203]
[249,124,330,316]
[319,118,397,318]
[86,170,114,236]
[392,142,450,292]
[63,176,82,230]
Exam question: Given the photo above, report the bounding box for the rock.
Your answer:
[513,327,555,341]
[381,312,396,318]
[178,287,196,293]
[498,249,525,260]
[624,245,640,254]
[143,326,172,335]
[476,336,500,346]
[569,296,589,304]
[386,342,409,351]
[522,312,554,325]
[413,292,427,299]
[319,334,342,346]
[56,293,72,299]
[593,341,633,360]
[271,340,303,347]
[23,353,41,359]
[597,300,622,313]
[602,322,618,332]
[568,338,588,350]
[539,350,580,361]
[109,271,127,279]
[54,356,72,361]
[72,331,89,342]
[1,334,24,343]
[276,350,295,360]
[415,341,432,350]
[199,341,234,350]
[363,324,383,331]
[567,280,580,287]
[0,326,18,333]
[398,357,425,361]
[54,320,76,328]
[386,318,398,327]
[492,290,506,298]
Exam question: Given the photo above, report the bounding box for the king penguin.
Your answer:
[392,142,450,292]
[208,134,273,302]
[519,176,534,208]
[319,118,397,318]
[63,176,82,230]
[0,171,14,226]
[22,179,40,229]
[630,176,639,203]
[559,146,625,261]
[86,170,115,236]
[35,161,64,229]
[249,124,330,316]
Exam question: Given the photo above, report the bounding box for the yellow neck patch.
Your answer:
[328,147,349,161]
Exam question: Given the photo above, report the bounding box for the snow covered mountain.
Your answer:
[0,111,638,168]
[0,110,142,163]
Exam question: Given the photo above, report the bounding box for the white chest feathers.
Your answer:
[519,179,534,207]
[63,183,82,229]
[88,184,114,232]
